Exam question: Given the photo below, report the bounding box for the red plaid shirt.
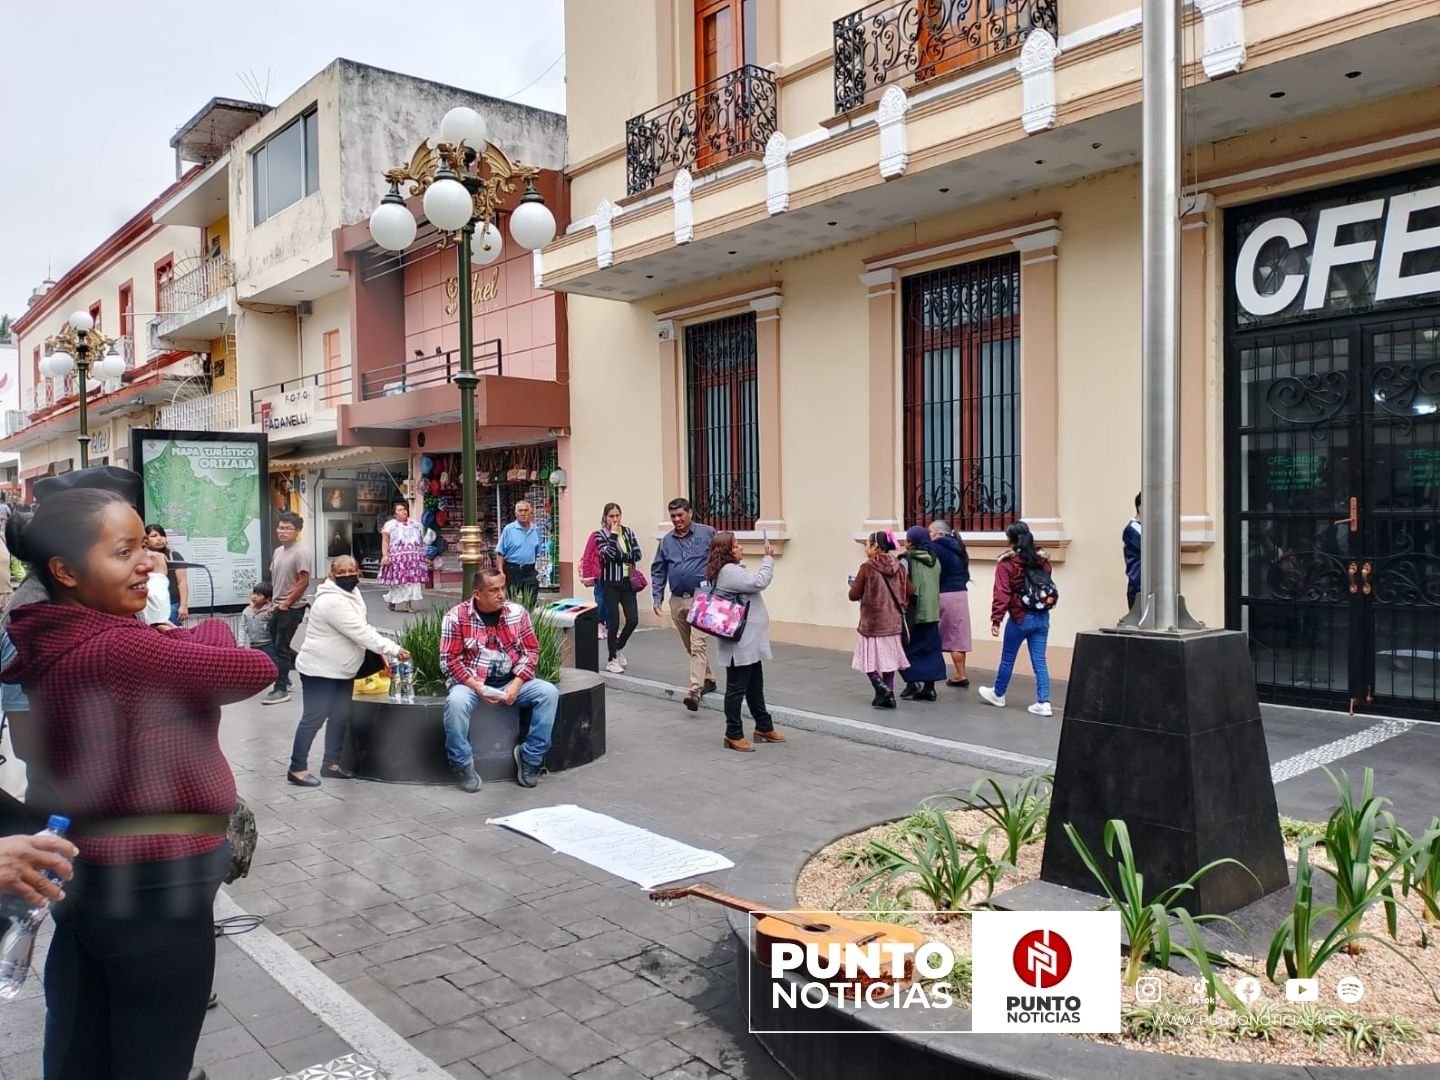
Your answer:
[440,599,539,687]
[3,603,277,864]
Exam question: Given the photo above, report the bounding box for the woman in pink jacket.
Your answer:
[578,512,610,640]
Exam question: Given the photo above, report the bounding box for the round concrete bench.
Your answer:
[341,669,605,784]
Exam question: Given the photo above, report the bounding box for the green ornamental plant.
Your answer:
[1320,767,1402,948]
[852,805,1006,913]
[1266,837,1438,1000]
[952,773,1052,865]
[1063,819,1255,1010]
[1392,815,1440,929]
[393,599,565,697]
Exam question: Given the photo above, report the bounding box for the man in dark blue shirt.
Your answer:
[1123,491,1142,612]
[650,497,717,711]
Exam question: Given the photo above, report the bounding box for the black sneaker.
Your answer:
[262,689,291,705]
[702,678,717,695]
[900,684,918,700]
[513,745,541,788]
[454,763,481,793]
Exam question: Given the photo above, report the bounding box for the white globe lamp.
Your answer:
[68,310,94,333]
[423,175,474,232]
[440,106,488,150]
[47,350,76,377]
[370,188,418,252]
[509,186,557,251]
[473,222,504,265]
[98,353,127,380]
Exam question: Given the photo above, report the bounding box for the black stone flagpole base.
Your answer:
[1039,628,1289,915]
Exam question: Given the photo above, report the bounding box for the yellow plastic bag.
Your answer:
[354,672,391,696]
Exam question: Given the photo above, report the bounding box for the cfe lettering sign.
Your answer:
[1232,169,1440,329]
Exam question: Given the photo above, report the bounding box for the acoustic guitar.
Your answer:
[649,882,926,985]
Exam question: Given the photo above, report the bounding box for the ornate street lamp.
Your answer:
[370,106,557,597]
[42,311,126,469]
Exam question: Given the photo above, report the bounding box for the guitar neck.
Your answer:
[677,884,774,917]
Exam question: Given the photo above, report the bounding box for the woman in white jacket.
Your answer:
[287,555,408,787]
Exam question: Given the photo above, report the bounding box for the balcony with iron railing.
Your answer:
[153,253,234,343]
[626,65,778,196]
[358,341,503,401]
[156,387,239,432]
[833,0,1057,113]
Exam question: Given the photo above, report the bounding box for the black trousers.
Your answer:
[290,673,354,772]
[600,581,639,659]
[505,563,539,607]
[723,660,774,740]
[44,844,229,1080]
[271,606,306,691]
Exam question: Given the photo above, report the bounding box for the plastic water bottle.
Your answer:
[400,661,415,705]
[388,661,403,702]
[0,814,71,1000]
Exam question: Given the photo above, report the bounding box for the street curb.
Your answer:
[603,672,1054,777]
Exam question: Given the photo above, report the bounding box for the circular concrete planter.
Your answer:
[723,806,1433,1080]
[341,668,605,783]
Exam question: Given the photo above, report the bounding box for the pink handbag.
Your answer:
[686,585,750,641]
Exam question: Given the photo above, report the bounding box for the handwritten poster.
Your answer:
[487,805,734,889]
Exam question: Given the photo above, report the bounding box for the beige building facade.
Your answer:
[546,0,1440,720]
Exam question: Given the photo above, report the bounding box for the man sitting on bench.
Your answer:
[440,567,558,792]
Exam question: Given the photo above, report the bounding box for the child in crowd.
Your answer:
[848,531,910,709]
[239,581,277,664]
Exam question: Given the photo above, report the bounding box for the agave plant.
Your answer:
[1266,837,1438,1002]
[950,773,1052,866]
[852,806,1006,913]
[1063,819,1255,1010]
[1320,767,1402,949]
[1392,816,1440,929]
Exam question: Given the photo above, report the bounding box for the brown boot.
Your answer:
[724,736,755,752]
[754,729,786,743]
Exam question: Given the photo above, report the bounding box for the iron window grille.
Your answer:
[903,253,1021,532]
[685,312,761,533]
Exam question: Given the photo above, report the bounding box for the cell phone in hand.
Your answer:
[848,575,856,586]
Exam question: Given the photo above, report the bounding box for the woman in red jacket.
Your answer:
[978,521,1054,717]
[3,487,276,1080]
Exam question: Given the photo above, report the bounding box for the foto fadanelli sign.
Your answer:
[751,909,1120,1035]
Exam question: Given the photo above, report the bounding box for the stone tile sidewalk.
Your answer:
[218,682,982,1079]
[0,934,359,1080]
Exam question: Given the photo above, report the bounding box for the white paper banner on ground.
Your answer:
[487,804,734,889]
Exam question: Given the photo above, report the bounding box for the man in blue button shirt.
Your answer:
[650,497,717,711]
[497,501,542,606]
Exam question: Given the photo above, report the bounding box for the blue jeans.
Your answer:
[592,584,610,628]
[443,679,559,769]
[993,612,1051,703]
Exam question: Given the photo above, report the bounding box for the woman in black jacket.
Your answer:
[594,502,642,674]
[928,520,973,687]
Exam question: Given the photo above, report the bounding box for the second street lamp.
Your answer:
[43,310,124,469]
[370,106,556,598]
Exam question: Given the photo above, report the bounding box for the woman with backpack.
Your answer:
[897,526,945,702]
[979,520,1056,717]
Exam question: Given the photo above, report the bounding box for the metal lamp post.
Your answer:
[369,107,557,598]
[42,311,125,469]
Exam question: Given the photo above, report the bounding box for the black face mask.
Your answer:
[334,576,361,592]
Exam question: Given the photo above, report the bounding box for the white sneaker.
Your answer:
[605,659,624,674]
[616,652,628,669]
[978,686,1006,708]
[1028,702,1054,717]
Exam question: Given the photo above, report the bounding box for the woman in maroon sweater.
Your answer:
[3,487,275,1080]
[978,521,1055,717]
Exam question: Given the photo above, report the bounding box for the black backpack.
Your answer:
[1018,561,1059,612]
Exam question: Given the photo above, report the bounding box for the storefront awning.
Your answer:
[268,445,408,473]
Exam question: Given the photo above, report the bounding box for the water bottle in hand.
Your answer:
[0,815,71,1000]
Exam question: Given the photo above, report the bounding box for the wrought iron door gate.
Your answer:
[1229,315,1440,717]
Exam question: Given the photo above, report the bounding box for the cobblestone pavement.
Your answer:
[219,682,983,1080]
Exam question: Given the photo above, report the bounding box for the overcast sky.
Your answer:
[0,0,566,324]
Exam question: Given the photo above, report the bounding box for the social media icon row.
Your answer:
[1132,975,1364,1005]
